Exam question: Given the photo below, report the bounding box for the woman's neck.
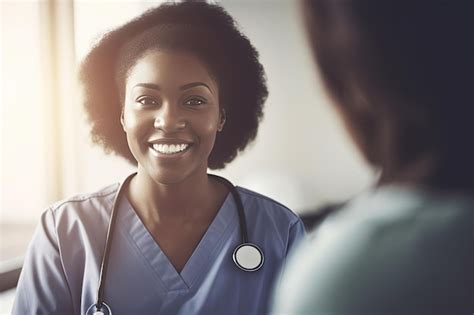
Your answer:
[126,168,225,224]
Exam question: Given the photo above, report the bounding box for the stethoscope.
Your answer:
[87,173,264,315]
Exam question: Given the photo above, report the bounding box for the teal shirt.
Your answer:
[273,185,474,314]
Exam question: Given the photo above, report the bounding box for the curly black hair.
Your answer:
[79,1,268,169]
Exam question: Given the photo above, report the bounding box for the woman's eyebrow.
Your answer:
[133,82,213,94]
[180,82,213,94]
[134,83,160,91]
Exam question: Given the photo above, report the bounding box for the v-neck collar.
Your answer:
[116,190,238,292]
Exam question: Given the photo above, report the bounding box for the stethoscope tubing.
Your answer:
[207,174,248,244]
[93,173,260,313]
[95,174,135,309]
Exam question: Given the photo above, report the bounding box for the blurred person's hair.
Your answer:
[303,0,474,192]
[80,2,267,169]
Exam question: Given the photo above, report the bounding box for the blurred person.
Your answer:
[13,2,305,314]
[273,0,474,313]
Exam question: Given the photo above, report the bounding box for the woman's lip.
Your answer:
[148,138,193,145]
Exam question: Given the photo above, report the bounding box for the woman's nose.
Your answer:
[153,103,186,131]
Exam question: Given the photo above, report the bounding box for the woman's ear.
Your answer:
[218,108,226,132]
[120,110,127,132]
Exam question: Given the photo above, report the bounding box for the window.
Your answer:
[0,0,161,273]
[1,0,47,267]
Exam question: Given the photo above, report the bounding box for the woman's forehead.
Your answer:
[126,50,218,93]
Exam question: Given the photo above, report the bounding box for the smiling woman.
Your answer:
[12,2,306,315]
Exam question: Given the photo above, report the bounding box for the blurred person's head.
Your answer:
[80,1,267,170]
[303,0,474,193]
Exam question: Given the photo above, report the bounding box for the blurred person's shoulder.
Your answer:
[308,184,474,270]
[274,185,474,314]
[318,185,474,243]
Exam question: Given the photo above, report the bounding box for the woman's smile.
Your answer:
[152,143,190,155]
[148,138,193,158]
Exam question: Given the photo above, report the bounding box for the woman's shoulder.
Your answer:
[27,184,121,266]
[47,183,120,221]
[235,186,302,229]
[235,186,306,257]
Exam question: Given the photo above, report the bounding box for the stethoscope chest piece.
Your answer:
[86,302,112,315]
[233,243,264,272]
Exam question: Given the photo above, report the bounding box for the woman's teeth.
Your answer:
[152,143,189,154]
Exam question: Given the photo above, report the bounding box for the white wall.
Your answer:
[70,0,374,214]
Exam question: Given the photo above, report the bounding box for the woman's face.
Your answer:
[121,50,224,184]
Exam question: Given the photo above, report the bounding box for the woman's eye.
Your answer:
[184,98,206,106]
[137,97,158,106]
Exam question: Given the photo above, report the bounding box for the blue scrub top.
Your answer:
[13,181,305,315]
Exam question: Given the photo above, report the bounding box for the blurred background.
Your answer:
[0,0,374,312]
